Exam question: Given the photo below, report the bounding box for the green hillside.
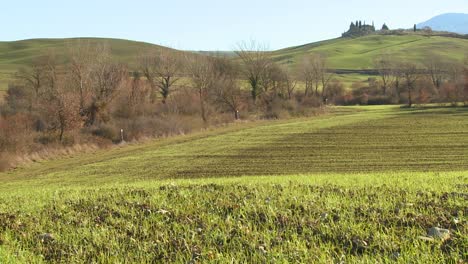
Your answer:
[272,35,468,69]
[0,106,467,262]
[0,38,176,91]
[0,34,467,92]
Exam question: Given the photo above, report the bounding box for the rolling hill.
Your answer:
[0,106,467,262]
[0,38,178,92]
[0,34,467,92]
[417,13,468,35]
[272,34,468,69]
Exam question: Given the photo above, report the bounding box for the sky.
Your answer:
[1,0,467,51]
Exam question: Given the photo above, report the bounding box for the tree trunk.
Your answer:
[59,126,64,142]
[408,87,413,107]
[199,89,207,123]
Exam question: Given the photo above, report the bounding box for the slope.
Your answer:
[1,106,467,190]
[272,34,468,70]
[0,37,180,91]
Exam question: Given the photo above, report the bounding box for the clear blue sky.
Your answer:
[2,0,467,50]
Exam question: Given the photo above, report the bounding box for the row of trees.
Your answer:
[1,41,467,171]
[5,45,468,143]
[374,53,468,106]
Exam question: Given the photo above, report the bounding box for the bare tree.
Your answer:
[85,51,127,126]
[35,54,82,141]
[423,54,450,92]
[235,41,271,103]
[15,57,47,110]
[283,67,297,100]
[301,53,332,98]
[68,41,95,114]
[374,54,394,95]
[401,63,420,107]
[140,50,181,104]
[325,80,345,103]
[299,56,316,97]
[186,55,214,123]
[41,77,81,141]
[316,54,334,99]
[210,57,243,120]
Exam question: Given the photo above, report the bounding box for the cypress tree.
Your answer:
[414,24,417,32]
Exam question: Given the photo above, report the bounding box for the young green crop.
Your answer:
[0,106,467,263]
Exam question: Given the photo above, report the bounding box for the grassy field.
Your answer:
[1,34,467,92]
[0,106,467,263]
[273,35,468,69]
[0,38,175,91]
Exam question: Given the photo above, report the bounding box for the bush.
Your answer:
[34,134,56,145]
[367,95,394,105]
[0,153,12,172]
[90,124,119,142]
[299,95,322,108]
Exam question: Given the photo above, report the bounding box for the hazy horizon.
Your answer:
[2,0,467,50]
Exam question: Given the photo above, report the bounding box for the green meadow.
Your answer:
[273,35,468,69]
[0,106,467,263]
[0,38,172,91]
[1,34,467,91]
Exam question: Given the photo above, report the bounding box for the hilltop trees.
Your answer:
[343,20,375,37]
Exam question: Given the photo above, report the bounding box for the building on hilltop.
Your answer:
[342,20,376,37]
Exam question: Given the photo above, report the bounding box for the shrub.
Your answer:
[90,124,119,142]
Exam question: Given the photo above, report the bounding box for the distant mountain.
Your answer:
[417,13,468,34]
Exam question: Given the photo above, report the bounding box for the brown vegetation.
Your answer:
[1,42,467,171]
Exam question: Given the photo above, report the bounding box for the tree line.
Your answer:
[0,41,467,170]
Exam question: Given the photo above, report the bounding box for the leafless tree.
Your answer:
[186,55,214,123]
[423,54,451,92]
[301,53,332,98]
[235,41,272,103]
[325,80,345,103]
[85,51,127,126]
[210,57,243,120]
[32,54,83,141]
[282,67,297,100]
[140,50,181,104]
[68,41,95,114]
[15,57,48,110]
[316,54,334,99]
[41,77,81,141]
[401,63,420,107]
[299,56,316,97]
[374,54,394,95]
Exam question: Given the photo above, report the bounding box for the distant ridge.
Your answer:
[417,13,468,34]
